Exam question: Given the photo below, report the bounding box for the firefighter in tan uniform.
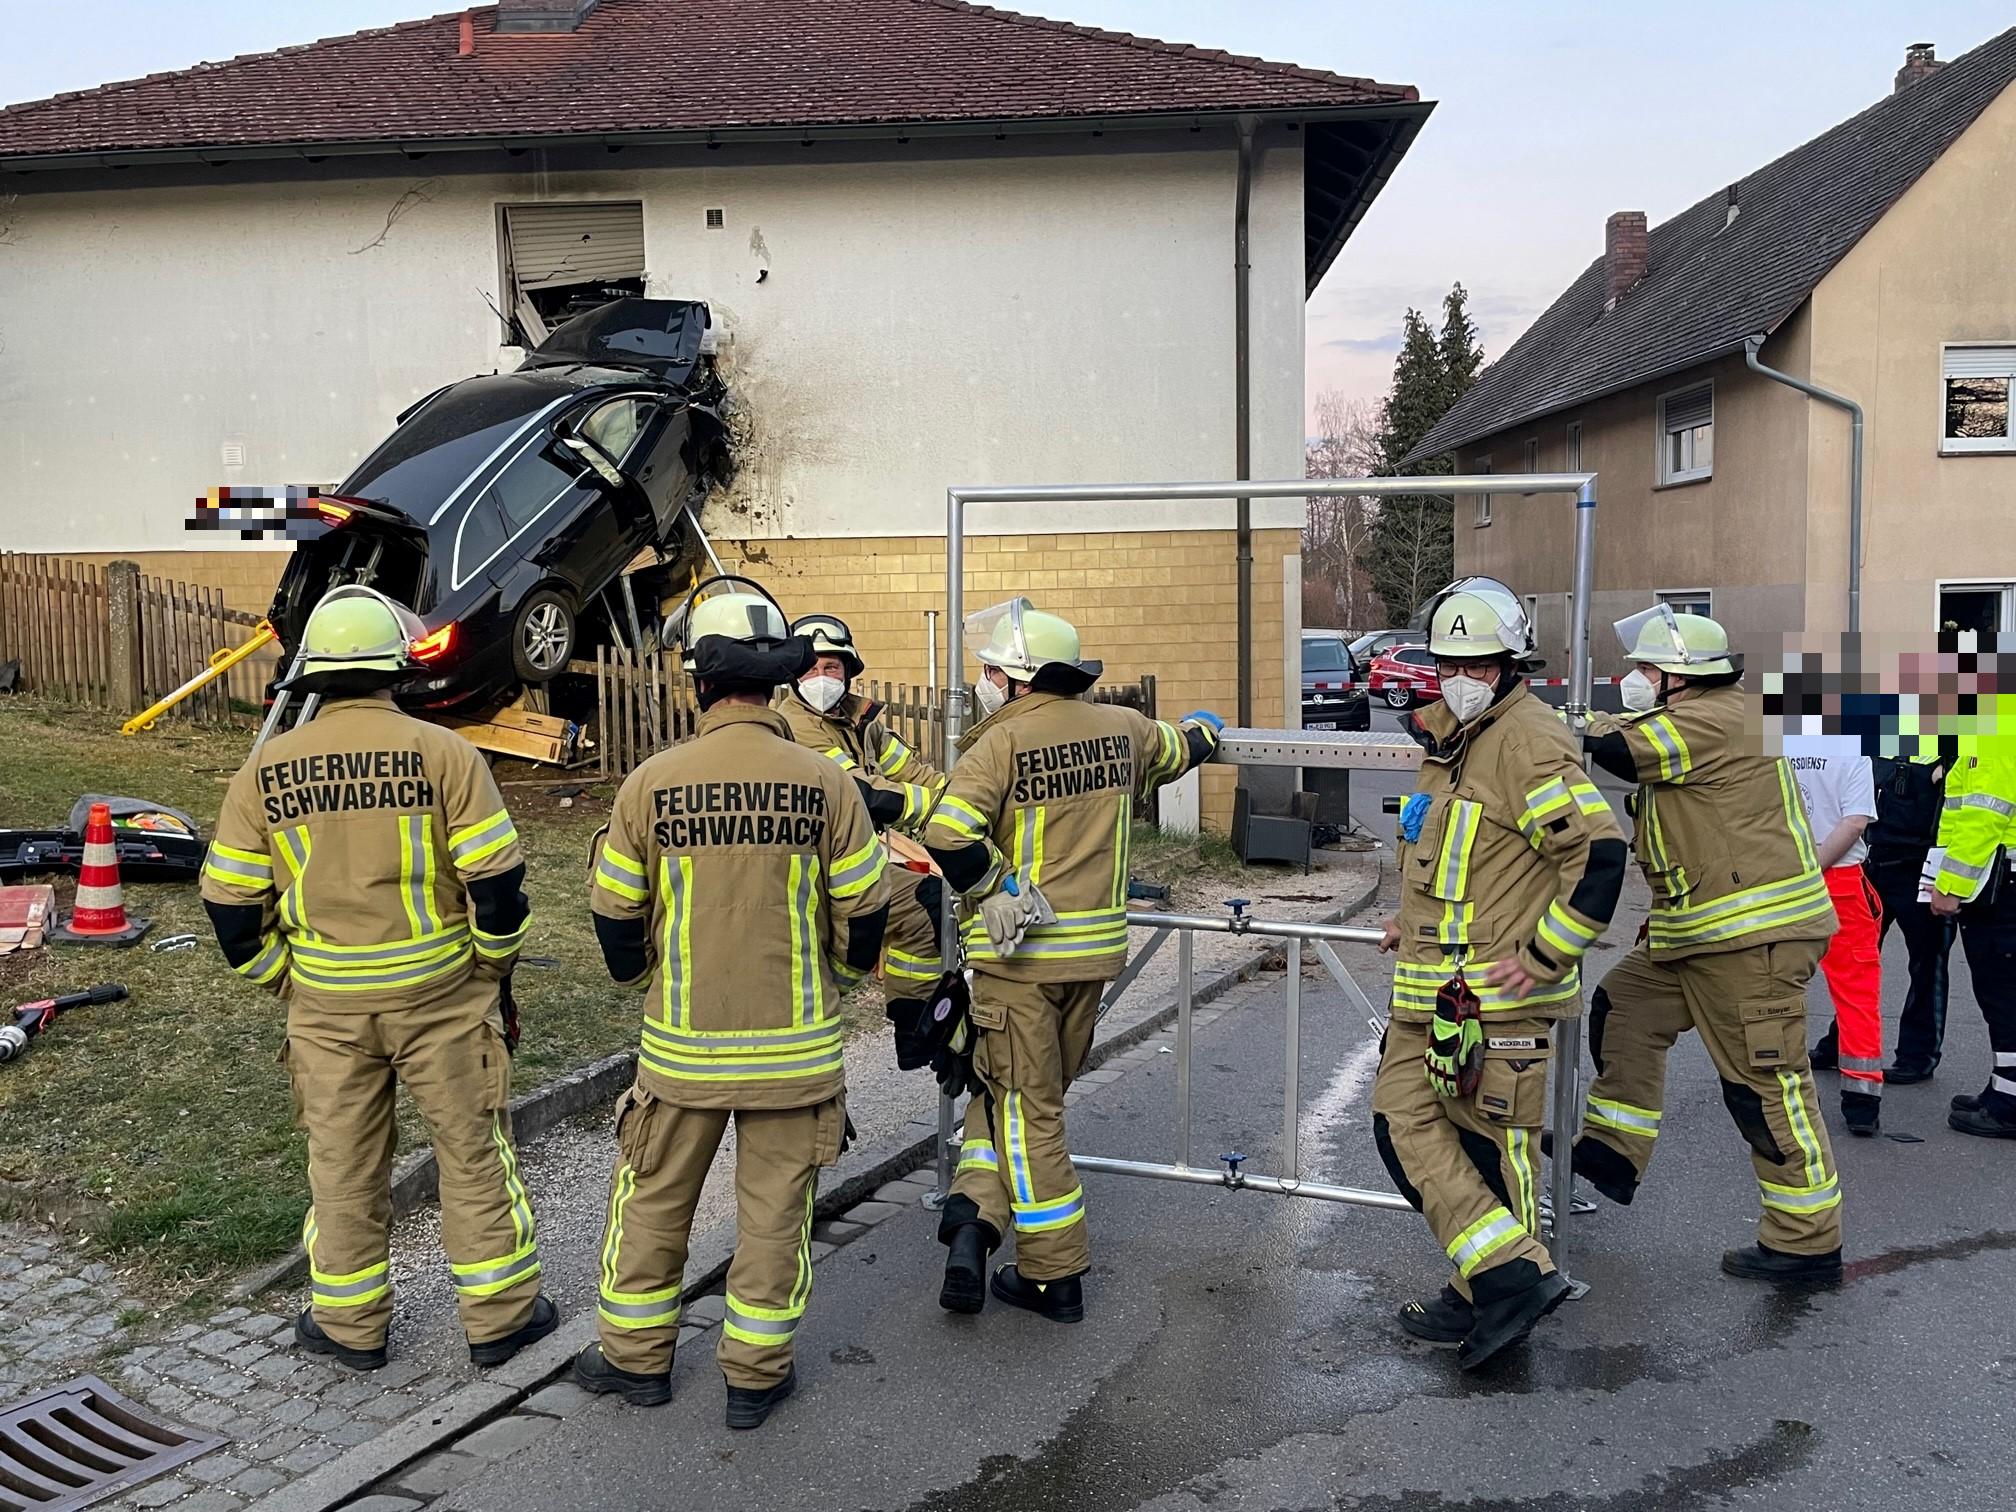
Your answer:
[924,600,1220,1322]
[201,586,552,1372]
[771,613,950,1067]
[1373,580,1627,1369]
[572,581,889,1428]
[1567,608,1844,1282]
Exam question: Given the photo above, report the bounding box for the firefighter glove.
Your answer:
[1424,972,1484,1099]
[886,998,935,1071]
[980,875,1054,956]
[1400,793,1431,844]
[500,974,522,1056]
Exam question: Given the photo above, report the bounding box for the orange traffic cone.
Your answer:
[52,802,152,946]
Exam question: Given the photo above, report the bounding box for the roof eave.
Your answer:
[0,98,1421,175]
[1304,101,1432,295]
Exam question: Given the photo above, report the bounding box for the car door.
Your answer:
[577,393,680,546]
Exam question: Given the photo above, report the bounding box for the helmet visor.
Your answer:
[1614,604,1715,664]
[966,598,1034,677]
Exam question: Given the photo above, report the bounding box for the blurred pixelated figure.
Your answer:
[186,484,334,542]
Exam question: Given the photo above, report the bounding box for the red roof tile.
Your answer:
[0,0,1417,160]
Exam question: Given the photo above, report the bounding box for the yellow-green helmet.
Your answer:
[293,585,423,681]
[969,598,1102,685]
[1420,577,1537,661]
[1615,605,1738,677]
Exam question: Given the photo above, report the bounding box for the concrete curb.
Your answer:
[250,869,1382,1510]
[229,1049,643,1302]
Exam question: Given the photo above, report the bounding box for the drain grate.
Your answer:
[0,1375,225,1511]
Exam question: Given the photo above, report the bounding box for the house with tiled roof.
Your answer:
[0,0,1426,779]
[1407,34,2016,666]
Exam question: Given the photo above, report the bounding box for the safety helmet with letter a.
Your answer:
[1417,577,1539,665]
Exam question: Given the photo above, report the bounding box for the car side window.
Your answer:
[578,397,659,466]
[453,447,587,587]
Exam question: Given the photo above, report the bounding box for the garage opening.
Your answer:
[499,201,647,346]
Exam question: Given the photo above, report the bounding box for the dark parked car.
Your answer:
[1300,631,1369,732]
[269,299,731,710]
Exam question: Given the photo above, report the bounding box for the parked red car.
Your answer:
[1367,645,1441,710]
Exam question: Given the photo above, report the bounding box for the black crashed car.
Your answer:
[269,299,731,710]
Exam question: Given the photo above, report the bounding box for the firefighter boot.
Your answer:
[572,1343,672,1406]
[991,1264,1085,1323]
[725,1365,797,1430]
[1810,1022,1839,1071]
[1951,1084,1991,1114]
[940,1224,998,1315]
[294,1310,386,1373]
[1458,1269,1571,1372]
[1949,1104,2016,1139]
[1398,1284,1472,1346]
[1841,1090,1881,1139]
[469,1294,559,1367]
[1721,1244,1843,1284]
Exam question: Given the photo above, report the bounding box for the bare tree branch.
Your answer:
[1304,391,1383,630]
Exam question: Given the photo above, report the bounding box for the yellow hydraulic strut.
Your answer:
[121,620,279,735]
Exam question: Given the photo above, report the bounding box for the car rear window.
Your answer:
[1302,640,1351,673]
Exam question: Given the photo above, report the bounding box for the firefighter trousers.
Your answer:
[594,1081,847,1387]
[1371,1015,1555,1304]
[1580,939,1843,1254]
[1817,867,1884,1104]
[880,864,944,1004]
[947,975,1101,1282]
[285,984,540,1350]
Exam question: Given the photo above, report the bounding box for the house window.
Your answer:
[1656,588,1713,620]
[1657,382,1714,483]
[498,201,647,347]
[1566,421,1582,471]
[1474,456,1493,527]
[1937,581,2015,633]
[1942,345,2016,453]
[1521,436,1540,495]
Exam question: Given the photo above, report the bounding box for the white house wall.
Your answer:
[0,133,1308,555]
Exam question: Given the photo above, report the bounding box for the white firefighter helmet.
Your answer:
[792,612,864,679]
[1419,577,1538,661]
[967,598,1102,686]
[663,575,796,675]
[289,585,425,683]
[1615,604,1738,678]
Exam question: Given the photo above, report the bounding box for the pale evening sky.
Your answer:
[3,1,2008,427]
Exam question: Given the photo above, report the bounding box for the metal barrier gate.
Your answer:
[929,468,1603,1278]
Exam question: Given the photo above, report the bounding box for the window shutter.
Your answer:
[505,203,646,290]
[1662,385,1712,434]
[1943,345,2016,380]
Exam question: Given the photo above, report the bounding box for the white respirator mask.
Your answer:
[799,674,847,714]
[974,675,1008,719]
[1440,675,1495,724]
[1619,669,1662,713]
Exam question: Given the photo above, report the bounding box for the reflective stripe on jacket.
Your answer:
[772,688,946,833]
[1934,745,2016,900]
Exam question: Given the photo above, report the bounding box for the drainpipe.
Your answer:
[1233,117,1256,725]
[1744,333,1864,632]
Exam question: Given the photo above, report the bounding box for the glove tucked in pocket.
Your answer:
[1425,970,1485,1099]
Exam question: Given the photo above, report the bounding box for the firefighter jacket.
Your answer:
[1932,743,2016,901]
[1587,686,1835,960]
[1392,681,1626,1023]
[922,692,1213,984]
[770,687,946,833]
[200,697,530,1005]
[590,702,890,1110]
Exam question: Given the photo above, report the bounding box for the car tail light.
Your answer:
[313,500,353,527]
[410,624,456,663]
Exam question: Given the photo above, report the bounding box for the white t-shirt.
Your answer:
[1782,737,1876,868]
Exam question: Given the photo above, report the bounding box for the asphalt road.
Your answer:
[437,867,2016,1512]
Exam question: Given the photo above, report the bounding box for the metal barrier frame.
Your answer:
[935,472,1600,1273]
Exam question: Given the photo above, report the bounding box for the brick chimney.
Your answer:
[1895,42,1944,92]
[1604,211,1649,313]
[494,0,601,32]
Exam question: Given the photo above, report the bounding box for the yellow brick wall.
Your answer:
[93,530,1298,830]
[729,527,1297,830]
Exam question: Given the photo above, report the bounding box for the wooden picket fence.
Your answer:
[592,645,1156,780]
[0,552,271,727]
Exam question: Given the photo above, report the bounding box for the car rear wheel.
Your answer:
[1384,685,1413,710]
[512,589,575,683]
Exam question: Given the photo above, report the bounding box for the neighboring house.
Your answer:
[1408,34,2016,674]
[0,0,1427,810]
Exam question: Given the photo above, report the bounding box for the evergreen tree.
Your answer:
[1360,307,1455,625]
[1438,282,1484,405]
